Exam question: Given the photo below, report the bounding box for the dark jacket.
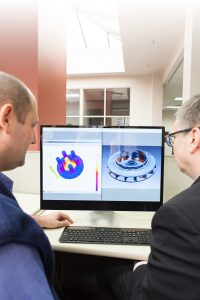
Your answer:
[137,176,200,300]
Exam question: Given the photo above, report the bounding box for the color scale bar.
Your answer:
[96,163,98,191]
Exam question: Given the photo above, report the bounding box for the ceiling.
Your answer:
[117,0,186,76]
[117,0,186,109]
[66,0,187,106]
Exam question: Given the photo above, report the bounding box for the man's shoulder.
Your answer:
[166,177,200,207]
[0,190,21,219]
[0,173,13,191]
[153,178,200,229]
[0,192,42,244]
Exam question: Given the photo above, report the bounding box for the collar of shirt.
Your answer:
[0,173,14,192]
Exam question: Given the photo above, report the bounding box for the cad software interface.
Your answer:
[42,127,163,202]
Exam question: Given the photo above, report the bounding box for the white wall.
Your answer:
[3,152,40,194]
[164,156,192,201]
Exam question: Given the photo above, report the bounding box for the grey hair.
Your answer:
[0,71,33,124]
[175,94,200,128]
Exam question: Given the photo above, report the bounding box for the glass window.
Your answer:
[83,89,104,116]
[66,117,80,126]
[106,116,130,126]
[66,87,130,126]
[66,89,80,116]
[83,117,104,126]
[106,88,130,116]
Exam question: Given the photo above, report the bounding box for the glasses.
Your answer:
[165,128,193,147]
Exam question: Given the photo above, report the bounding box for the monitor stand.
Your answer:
[87,210,120,227]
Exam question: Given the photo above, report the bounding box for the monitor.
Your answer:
[40,126,165,211]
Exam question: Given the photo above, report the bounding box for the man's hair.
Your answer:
[175,94,200,128]
[0,71,33,123]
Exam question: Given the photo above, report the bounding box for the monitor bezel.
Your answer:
[40,125,165,211]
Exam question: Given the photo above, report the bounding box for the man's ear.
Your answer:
[0,103,14,131]
[190,127,200,153]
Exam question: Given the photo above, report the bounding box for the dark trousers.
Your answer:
[97,257,146,300]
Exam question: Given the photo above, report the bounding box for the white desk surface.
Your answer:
[42,210,154,260]
[14,193,154,260]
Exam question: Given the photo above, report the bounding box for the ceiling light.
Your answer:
[66,93,80,98]
[164,105,180,109]
[174,97,183,101]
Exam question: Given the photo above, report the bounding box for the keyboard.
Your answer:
[59,226,152,246]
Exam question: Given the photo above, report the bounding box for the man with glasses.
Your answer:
[98,95,200,300]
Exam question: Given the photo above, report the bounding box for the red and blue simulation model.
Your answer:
[56,150,84,179]
[107,148,156,182]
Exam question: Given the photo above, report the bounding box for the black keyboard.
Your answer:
[59,226,152,246]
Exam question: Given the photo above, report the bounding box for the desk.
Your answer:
[15,193,154,261]
[43,210,154,261]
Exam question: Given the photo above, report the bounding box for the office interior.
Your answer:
[1,0,199,299]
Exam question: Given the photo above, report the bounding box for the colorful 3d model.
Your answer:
[56,150,84,179]
[107,148,156,182]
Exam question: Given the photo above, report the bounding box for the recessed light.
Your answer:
[66,94,79,98]
[174,97,183,101]
[164,105,180,109]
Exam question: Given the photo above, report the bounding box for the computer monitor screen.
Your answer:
[40,126,164,211]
